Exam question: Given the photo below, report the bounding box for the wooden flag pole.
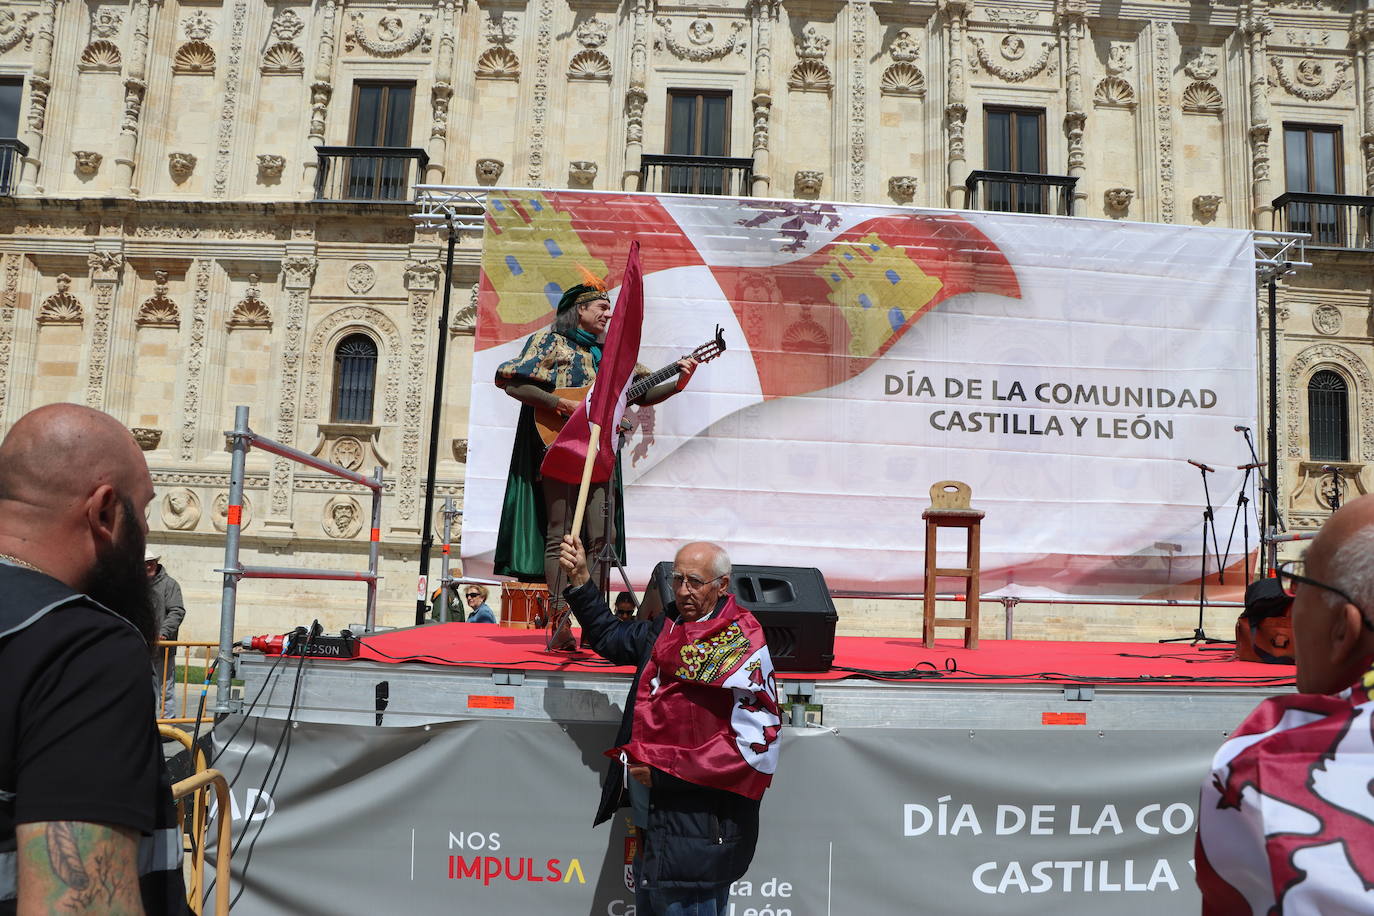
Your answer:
[568,422,602,541]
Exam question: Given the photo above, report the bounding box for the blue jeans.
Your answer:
[635,883,730,916]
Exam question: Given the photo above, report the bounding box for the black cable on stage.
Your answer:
[208,650,290,770]
[830,659,943,681]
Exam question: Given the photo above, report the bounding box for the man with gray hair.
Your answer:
[559,535,781,916]
[1196,494,1374,913]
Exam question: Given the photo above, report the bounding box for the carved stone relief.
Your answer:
[212,491,252,532]
[346,263,376,294]
[452,438,469,462]
[262,42,304,73]
[37,275,82,325]
[228,273,272,329]
[136,270,180,327]
[970,29,1056,82]
[1286,343,1373,463]
[1313,304,1343,336]
[79,40,122,71]
[788,24,832,92]
[1104,187,1134,216]
[569,49,611,80]
[477,14,519,77]
[880,29,924,97]
[1093,76,1136,108]
[271,9,304,41]
[169,153,197,182]
[331,435,366,470]
[1270,55,1350,102]
[569,161,597,186]
[303,306,402,423]
[131,427,162,451]
[795,170,823,198]
[576,17,609,46]
[1182,81,1223,114]
[1193,194,1222,221]
[888,175,917,203]
[91,7,122,39]
[323,496,364,538]
[655,15,745,61]
[161,488,201,529]
[73,151,102,176]
[173,40,216,74]
[346,6,432,56]
[475,158,504,185]
[257,154,285,178]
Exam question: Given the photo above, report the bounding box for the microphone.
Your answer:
[1187,459,1215,473]
[1237,462,1261,471]
[1234,425,1250,433]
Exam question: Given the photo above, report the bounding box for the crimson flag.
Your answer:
[612,596,781,800]
[540,241,645,484]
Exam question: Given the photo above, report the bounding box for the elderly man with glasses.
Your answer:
[1196,494,1374,914]
[557,534,781,916]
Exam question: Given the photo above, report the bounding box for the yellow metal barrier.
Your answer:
[161,725,232,914]
[155,641,218,726]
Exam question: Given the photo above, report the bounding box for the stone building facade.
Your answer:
[0,0,1370,641]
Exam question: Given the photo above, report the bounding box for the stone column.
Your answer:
[303,0,340,198]
[112,0,155,195]
[525,0,555,186]
[427,0,458,183]
[265,254,317,531]
[749,0,777,196]
[622,0,652,190]
[0,255,21,424]
[17,0,56,194]
[85,251,124,410]
[397,259,442,535]
[1353,11,1374,193]
[1243,2,1275,229]
[846,0,871,201]
[1058,1,1087,210]
[940,0,970,208]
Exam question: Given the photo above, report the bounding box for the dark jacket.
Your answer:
[149,566,186,641]
[565,581,762,891]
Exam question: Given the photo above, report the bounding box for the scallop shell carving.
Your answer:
[880,62,925,96]
[476,46,519,78]
[567,49,611,80]
[1181,80,1222,114]
[788,59,833,92]
[1092,76,1136,108]
[261,41,304,74]
[79,39,122,70]
[172,40,216,73]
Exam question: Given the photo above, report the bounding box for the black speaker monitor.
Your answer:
[639,561,837,672]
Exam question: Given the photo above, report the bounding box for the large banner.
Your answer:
[462,192,1258,597]
[206,717,1222,915]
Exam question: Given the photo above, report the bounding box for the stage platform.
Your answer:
[236,622,1295,733]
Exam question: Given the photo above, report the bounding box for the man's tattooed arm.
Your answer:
[15,821,144,915]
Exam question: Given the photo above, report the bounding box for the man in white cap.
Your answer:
[146,550,186,717]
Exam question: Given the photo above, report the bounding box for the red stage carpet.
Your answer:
[356,623,1295,688]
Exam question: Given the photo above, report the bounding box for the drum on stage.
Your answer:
[500,582,548,629]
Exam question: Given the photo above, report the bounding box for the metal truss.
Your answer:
[410,184,489,234]
[1253,229,1310,285]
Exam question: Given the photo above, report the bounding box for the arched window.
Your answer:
[1308,369,1349,461]
[332,333,378,424]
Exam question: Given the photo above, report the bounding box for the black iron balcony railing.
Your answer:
[640,154,753,196]
[965,170,1078,216]
[1273,191,1374,250]
[0,138,29,196]
[314,146,428,202]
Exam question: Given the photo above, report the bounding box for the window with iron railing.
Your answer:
[341,81,414,201]
[0,78,22,196]
[659,89,732,194]
[1308,369,1349,462]
[1284,124,1343,245]
[984,106,1048,213]
[332,334,379,424]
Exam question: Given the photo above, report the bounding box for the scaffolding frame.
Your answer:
[213,405,384,714]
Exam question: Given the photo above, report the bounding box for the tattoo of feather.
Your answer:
[46,822,91,891]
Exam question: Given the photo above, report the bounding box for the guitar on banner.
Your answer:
[534,326,728,446]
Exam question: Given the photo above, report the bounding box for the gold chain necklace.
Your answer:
[0,552,44,574]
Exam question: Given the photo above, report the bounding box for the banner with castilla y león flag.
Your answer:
[461,190,1258,600]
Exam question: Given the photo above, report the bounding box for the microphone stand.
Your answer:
[1220,463,1259,589]
[1239,426,1279,577]
[1161,461,1227,645]
[595,422,640,607]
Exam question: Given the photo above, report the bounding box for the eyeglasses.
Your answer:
[1275,560,1374,634]
[670,572,725,592]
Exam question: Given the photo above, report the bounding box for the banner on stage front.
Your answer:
[462,191,1258,598]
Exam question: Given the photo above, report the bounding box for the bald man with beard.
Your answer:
[0,404,188,915]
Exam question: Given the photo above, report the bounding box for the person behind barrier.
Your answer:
[614,590,636,622]
[463,584,496,624]
[0,403,188,914]
[559,534,781,916]
[493,278,695,649]
[1196,494,1374,913]
[147,550,188,718]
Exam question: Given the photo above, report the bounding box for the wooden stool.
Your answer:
[922,481,984,649]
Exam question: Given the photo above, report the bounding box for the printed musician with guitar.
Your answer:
[492,273,726,648]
